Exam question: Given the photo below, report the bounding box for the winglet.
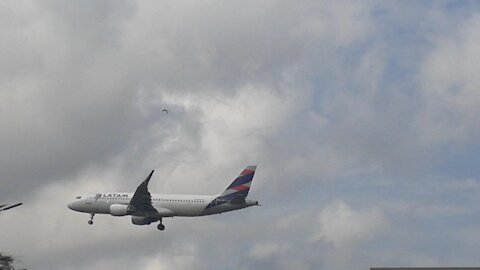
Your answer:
[130,170,155,210]
[145,170,154,183]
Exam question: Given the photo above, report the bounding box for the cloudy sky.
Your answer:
[1,1,480,269]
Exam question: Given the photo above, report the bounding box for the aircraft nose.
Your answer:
[67,201,75,210]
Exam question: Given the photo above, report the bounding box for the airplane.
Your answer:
[68,166,259,231]
[0,203,23,212]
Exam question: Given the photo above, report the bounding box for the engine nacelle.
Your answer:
[131,216,155,225]
[109,204,132,216]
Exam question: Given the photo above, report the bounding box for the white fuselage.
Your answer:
[68,192,257,217]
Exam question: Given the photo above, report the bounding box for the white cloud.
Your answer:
[314,200,388,248]
[419,14,480,145]
[141,243,197,270]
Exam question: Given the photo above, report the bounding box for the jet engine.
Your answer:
[131,216,156,225]
[109,204,133,216]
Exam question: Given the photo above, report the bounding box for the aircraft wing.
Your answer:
[130,170,158,213]
[0,203,23,211]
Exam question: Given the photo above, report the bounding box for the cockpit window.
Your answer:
[75,196,82,199]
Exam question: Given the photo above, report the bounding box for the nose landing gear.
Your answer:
[88,213,95,225]
[157,219,165,231]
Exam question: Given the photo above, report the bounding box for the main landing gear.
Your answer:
[88,213,95,225]
[157,219,165,231]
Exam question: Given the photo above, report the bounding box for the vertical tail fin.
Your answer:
[205,166,257,209]
[218,165,257,201]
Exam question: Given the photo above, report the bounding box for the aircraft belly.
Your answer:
[97,202,112,214]
[181,206,204,216]
[175,207,200,216]
[202,203,245,215]
[159,204,204,217]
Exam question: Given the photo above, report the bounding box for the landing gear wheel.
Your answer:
[157,223,165,231]
[88,213,95,225]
